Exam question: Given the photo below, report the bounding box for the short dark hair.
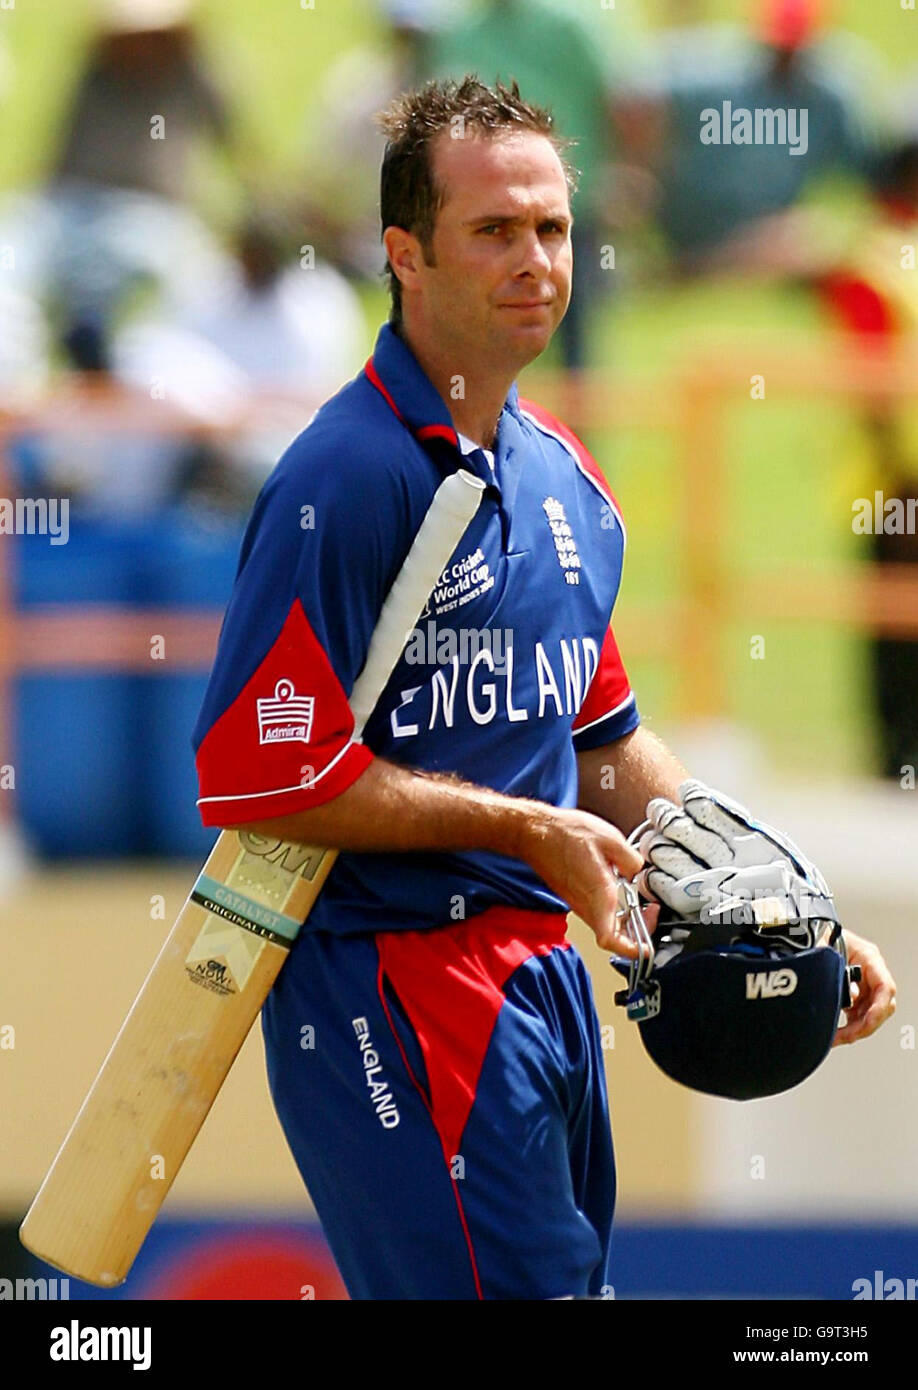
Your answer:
[374,75,579,329]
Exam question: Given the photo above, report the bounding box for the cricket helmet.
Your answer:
[610,878,857,1102]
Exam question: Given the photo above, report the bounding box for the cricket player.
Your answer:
[193,78,895,1299]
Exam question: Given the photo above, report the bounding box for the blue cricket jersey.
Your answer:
[193,321,640,933]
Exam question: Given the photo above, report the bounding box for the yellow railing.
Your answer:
[525,338,918,717]
[0,338,915,779]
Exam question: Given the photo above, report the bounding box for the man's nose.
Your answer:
[515,230,553,276]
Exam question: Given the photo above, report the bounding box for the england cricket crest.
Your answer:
[541,497,582,585]
[257,678,314,746]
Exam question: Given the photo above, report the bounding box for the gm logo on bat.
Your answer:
[746,969,798,1000]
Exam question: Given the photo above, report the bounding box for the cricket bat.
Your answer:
[20,468,485,1287]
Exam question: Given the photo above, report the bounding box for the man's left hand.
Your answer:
[834,930,897,1046]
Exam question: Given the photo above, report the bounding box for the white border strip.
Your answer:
[197,736,362,806]
[520,407,627,544]
[573,691,636,736]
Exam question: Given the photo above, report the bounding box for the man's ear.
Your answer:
[383,225,425,295]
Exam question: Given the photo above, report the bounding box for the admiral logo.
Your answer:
[746,968,798,1000]
[257,679,314,746]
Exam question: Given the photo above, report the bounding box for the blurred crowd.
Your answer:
[2,0,918,778]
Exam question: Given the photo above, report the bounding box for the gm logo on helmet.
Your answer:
[745,968,798,1000]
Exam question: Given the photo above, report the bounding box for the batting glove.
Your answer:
[637,780,838,949]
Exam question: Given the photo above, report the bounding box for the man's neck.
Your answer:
[395,318,512,453]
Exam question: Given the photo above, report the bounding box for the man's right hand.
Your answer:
[516,806,644,955]
[233,759,644,955]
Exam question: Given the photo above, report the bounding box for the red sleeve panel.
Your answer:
[195,598,374,826]
[572,625,639,750]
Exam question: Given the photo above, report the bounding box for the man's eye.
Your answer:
[478,224,501,235]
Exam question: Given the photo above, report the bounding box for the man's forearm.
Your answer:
[577,726,688,835]
[223,755,646,953]
[231,757,547,860]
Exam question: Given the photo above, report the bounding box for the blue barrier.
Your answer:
[138,509,240,857]
[14,520,149,856]
[21,1216,918,1301]
[13,510,241,858]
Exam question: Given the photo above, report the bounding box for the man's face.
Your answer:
[414,128,573,371]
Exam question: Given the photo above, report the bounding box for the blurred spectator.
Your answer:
[121,210,365,391]
[814,138,918,778]
[429,0,634,368]
[7,321,191,522]
[0,184,235,355]
[0,284,50,400]
[55,0,231,202]
[645,0,878,274]
[113,207,366,496]
[0,0,238,363]
[304,0,453,280]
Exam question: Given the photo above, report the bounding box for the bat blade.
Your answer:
[20,831,334,1285]
[20,468,485,1286]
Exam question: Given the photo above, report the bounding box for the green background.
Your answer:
[3,0,917,776]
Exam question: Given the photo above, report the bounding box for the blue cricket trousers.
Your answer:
[261,906,616,1299]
